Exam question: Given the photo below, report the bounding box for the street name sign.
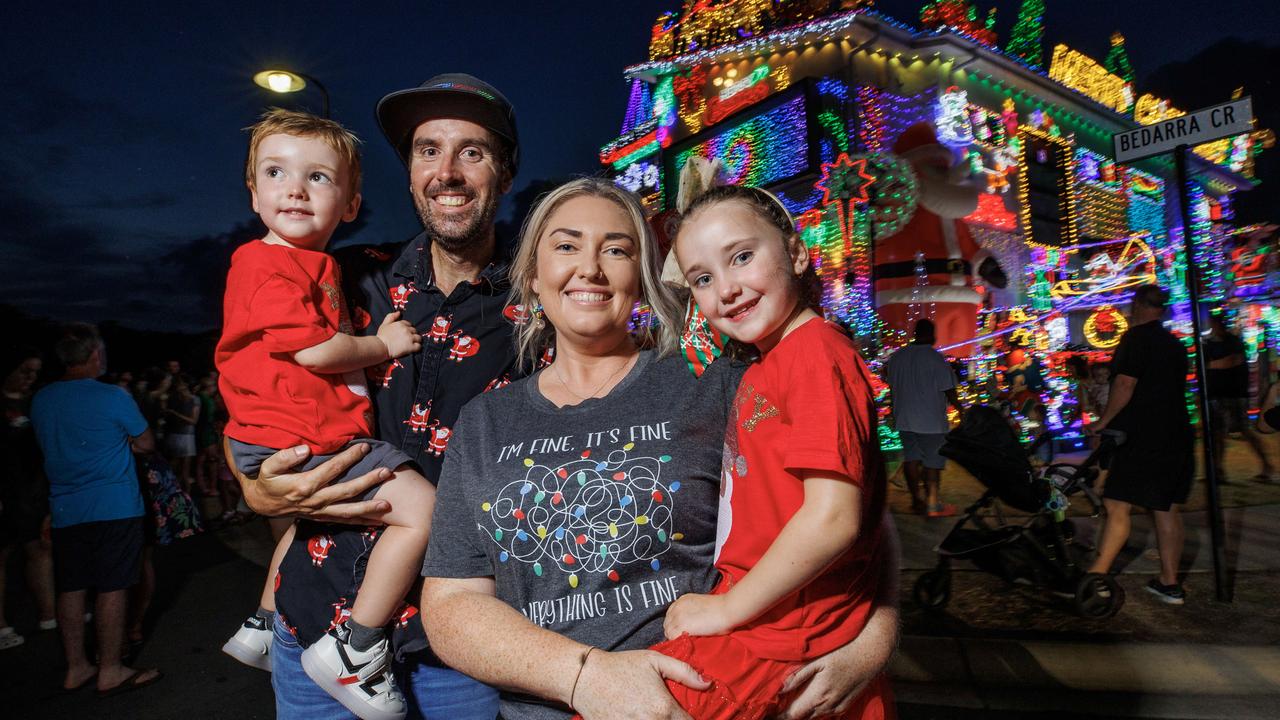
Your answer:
[1113,97,1253,163]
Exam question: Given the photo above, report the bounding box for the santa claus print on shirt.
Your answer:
[404,402,431,433]
[425,314,453,343]
[447,331,480,362]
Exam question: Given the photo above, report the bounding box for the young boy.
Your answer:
[216,109,431,720]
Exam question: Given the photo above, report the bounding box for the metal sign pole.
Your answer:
[1173,144,1231,602]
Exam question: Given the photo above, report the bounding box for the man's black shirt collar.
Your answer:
[391,231,513,292]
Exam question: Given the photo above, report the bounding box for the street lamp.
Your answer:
[252,69,330,118]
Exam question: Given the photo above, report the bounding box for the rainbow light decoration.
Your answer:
[672,92,809,188]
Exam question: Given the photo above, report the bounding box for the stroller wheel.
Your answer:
[1074,573,1124,618]
[913,569,952,610]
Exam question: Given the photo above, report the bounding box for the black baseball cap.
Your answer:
[376,73,519,175]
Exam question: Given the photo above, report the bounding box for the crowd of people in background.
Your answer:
[0,327,249,676]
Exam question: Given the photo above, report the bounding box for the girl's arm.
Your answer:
[293,311,420,374]
[777,510,900,719]
[663,472,862,638]
[421,576,708,720]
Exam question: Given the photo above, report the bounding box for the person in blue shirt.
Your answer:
[31,323,162,697]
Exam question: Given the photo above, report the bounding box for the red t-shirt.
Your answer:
[712,317,887,661]
[216,240,373,454]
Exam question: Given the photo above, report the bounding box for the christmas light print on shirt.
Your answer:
[481,444,680,589]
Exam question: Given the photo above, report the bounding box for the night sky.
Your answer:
[4,1,1278,332]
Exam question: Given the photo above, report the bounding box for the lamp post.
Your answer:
[252,69,330,118]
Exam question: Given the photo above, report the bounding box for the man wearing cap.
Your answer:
[235,74,521,719]
[1086,284,1193,605]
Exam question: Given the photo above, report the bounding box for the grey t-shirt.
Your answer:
[422,351,741,720]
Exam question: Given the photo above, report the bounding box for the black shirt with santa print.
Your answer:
[273,231,525,656]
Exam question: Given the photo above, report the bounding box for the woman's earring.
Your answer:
[532,300,545,330]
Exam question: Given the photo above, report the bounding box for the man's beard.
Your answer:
[414,186,500,253]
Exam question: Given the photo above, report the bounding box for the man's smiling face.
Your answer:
[408,118,511,252]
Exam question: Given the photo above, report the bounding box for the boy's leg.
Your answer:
[262,523,296,613]
[348,468,435,628]
[224,522,292,671]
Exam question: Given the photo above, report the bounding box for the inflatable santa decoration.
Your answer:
[875,121,1006,357]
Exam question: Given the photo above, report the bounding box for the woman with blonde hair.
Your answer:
[420,177,900,720]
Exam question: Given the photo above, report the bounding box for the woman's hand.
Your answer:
[777,510,902,720]
[662,592,734,639]
[775,642,878,720]
[572,648,708,720]
[225,437,391,523]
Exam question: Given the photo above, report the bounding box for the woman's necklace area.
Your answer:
[551,355,636,402]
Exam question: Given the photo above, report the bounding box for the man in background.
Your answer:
[883,319,964,517]
[31,323,162,695]
[1087,285,1193,605]
[1205,311,1273,482]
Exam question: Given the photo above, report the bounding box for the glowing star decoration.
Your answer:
[816,153,876,206]
[935,86,974,148]
[1084,305,1128,349]
[814,153,876,253]
[482,444,677,588]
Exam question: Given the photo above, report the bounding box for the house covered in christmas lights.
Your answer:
[600,0,1275,442]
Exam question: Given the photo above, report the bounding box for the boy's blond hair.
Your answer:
[244,108,362,200]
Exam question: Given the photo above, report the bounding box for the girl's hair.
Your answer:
[668,184,823,313]
[509,178,683,368]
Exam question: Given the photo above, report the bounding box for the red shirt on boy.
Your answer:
[216,240,373,454]
[712,317,887,661]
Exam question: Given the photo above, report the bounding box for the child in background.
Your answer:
[216,109,432,720]
[659,183,892,719]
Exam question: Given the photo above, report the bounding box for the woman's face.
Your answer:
[531,195,642,352]
[4,357,41,395]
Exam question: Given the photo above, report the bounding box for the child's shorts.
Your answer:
[228,438,415,502]
[652,632,893,720]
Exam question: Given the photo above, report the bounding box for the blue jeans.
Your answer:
[272,619,499,720]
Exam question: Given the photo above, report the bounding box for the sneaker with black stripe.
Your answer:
[1145,578,1185,605]
[300,621,406,720]
[222,614,272,672]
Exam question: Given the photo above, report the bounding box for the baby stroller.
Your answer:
[911,406,1126,618]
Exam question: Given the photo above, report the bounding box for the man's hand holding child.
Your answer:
[377,311,422,359]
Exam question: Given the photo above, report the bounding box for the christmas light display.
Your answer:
[1049,235,1157,301]
[1104,32,1135,84]
[1048,44,1133,114]
[919,0,997,47]
[1074,148,1129,240]
[1017,125,1079,248]
[1006,0,1045,69]
[935,86,975,147]
[671,92,810,189]
[604,0,1269,449]
[1083,305,1128,348]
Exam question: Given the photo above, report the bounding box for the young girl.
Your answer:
[658,183,892,719]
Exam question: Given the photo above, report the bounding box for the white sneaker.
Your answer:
[0,627,23,650]
[38,619,58,631]
[301,622,406,720]
[222,614,272,672]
